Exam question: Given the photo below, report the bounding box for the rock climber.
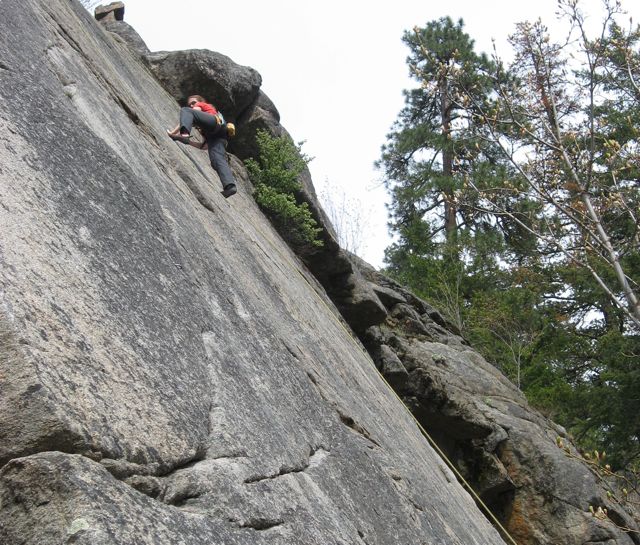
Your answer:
[167,95,237,198]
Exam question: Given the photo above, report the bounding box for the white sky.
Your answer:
[119,0,639,268]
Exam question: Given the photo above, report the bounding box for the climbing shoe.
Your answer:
[171,134,191,145]
[221,184,237,198]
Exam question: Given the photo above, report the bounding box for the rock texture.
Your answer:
[354,259,640,545]
[1,1,636,545]
[146,49,262,120]
[125,6,640,544]
[0,1,507,544]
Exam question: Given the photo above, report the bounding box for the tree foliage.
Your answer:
[245,130,323,251]
[453,1,640,328]
[378,17,518,334]
[381,1,640,469]
[378,17,502,247]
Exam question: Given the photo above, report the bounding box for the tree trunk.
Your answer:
[439,77,457,244]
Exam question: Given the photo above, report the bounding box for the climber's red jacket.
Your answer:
[193,102,218,116]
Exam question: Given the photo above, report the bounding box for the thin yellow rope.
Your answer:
[236,206,521,545]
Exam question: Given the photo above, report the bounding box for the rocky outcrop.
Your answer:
[142,39,388,333]
[100,4,640,544]
[0,1,508,544]
[353,259,640,545]
[94,1,124,22]
[110,21,385,334]
[146,49,262,121]
[135,23,387,331]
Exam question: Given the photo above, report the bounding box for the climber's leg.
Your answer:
[207,137,236,192]
[179,107,220,136]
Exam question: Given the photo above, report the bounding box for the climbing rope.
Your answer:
[175,150,520,545]
[294,268,521,545]
[283,253,521,545]
[234,204,520,545]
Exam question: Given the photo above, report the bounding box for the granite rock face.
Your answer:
[119,23,386,330]
[2,2,633,544]
[354,260,640,545]
[0,1,507,544]
[117,4,640,543]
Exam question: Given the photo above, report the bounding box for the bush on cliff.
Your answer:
[245,130,323,251]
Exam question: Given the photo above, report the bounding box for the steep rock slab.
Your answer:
[354,259,639,545]
[96,5,640,544]
[113,14,388,334]
[0,1,506,544]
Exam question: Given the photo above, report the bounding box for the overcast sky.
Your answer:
[118,0,639,268]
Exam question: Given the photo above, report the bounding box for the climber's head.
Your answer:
[187,95,206,107]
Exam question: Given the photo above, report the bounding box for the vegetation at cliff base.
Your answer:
[380,1,640,470]
[245,130,323,251]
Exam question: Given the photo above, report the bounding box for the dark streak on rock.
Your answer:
[281,339,300,360]
[176,154,218,213]
[210,452,248,461]
[337,410,380,448]
[238,518,284,531]
[244,447,327,484]
[171,494,202,507]
[55,21,84,54]
[115,95,140,125]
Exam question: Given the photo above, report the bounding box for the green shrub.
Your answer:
[245,130,323,250]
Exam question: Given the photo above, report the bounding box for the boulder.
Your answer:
[146,49,262,119]
[95,2,124,22]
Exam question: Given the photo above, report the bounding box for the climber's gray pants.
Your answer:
[180,107,236,188]
[207,138,235,189]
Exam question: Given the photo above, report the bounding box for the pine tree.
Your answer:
[381,5,640,469]
[378,17,511,331]
[445,0,640,467]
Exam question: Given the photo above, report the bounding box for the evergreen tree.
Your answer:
[382,4,640,469]
[455,6,640,468]
[378,17,513,332]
